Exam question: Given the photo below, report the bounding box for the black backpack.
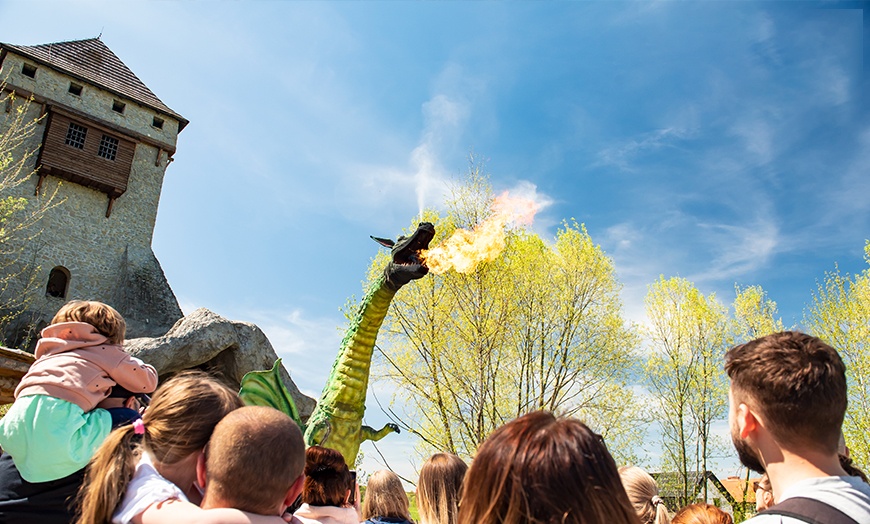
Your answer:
[759,497,861,524]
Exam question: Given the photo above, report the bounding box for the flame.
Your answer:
[422,192,540,275]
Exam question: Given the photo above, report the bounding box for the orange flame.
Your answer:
[422,192,540,275]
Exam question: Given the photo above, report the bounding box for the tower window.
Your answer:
[65,122,88,149]
[21,63,37,78]
[112,100,126,114]
[152,116,164,129]
[98,134,119,161]
[68,83,83,96]
[45,266,70,299]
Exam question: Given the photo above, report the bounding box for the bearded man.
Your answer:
[725,331,870,523]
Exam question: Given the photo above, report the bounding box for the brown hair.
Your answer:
[75,371,243,524]
[457,411,639,524]
[671,504,732,524]
[205,406,305,514]
[361,469,411,521]
[51,300,126,344]
[619,466,670,524]
[417,453,467,524]
[724,331,847,452]
[302,446,352,507]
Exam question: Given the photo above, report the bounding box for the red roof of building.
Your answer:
[720,476,761,504]
[1,38,188,131]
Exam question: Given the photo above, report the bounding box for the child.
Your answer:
[76,371,294,524]
[0,300,158,483]
[197,406,306,519]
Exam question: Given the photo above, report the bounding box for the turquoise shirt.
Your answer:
[0,394,111,482]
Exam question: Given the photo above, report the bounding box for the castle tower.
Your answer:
[0,38,187,345]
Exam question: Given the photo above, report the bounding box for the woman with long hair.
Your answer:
[75,371,284,524]
[619,465,671,524]
[293,446,359,524]
[361,469,412,524]
[457,411,639,524]
[416,453,467,524]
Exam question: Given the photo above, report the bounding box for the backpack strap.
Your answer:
[759,496,859,524]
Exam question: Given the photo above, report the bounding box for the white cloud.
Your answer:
[819,64,850,106]
[236,307,345,398]
[689,216,780,283]
[729,118,775,166]
[595,127,694,172]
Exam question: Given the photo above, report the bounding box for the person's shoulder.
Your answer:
[745,514,809,524]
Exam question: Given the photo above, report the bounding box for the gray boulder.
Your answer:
[126,308,315,421]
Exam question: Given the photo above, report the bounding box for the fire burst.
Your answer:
[421,192,540,275]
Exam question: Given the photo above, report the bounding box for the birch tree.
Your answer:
[0,87,62,345]
[369,170,642,461]
[644,277,729,505]
[804,241,870,467]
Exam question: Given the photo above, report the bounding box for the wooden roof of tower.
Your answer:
[0,38,188,131]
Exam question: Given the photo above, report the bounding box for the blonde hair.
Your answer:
[417,453,467,524]
[671,504,732,524]
[75,371,243,524]
[362,469,411,521]
[619,465,670,524]
[52,300,126,344]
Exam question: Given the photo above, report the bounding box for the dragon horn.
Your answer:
[370,236,395,248]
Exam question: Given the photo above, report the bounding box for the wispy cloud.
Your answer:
[595,127,695,172]
[413,93,470,214]
[729,118,775,166]
[233,307,345,398]
[688,216,781,283]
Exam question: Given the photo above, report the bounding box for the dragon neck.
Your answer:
[316,274,396,413]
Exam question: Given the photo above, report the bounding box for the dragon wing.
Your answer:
[239,358,305,430]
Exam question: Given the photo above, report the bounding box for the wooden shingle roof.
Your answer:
[1,38,188,131]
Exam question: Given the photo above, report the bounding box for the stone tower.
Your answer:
[0,38,187,345]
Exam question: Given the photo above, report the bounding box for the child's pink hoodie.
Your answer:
[15,321,158,410]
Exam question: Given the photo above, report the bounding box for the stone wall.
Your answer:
[0,51,184,345]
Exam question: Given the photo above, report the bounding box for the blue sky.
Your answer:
[2,1,868,481]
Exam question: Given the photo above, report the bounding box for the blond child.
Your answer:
[0,300,158,482]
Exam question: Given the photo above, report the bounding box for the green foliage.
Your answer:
[644,277,784,507]
[0,86,63,345]
[804,240,870,468]
[645,276,731,506]
[368,163,642,462]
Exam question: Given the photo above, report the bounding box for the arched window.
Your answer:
[45,266,70,299]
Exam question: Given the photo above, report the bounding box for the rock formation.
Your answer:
[126,308,315,420]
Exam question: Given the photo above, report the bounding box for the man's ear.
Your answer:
[123,396,138,410]
[284,474,305,507]
[196,451,208,491]
[736,402,760,439]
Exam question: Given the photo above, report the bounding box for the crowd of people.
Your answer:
[0,300,868,523]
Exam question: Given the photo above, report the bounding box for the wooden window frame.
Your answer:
[64,122,87,149]
[98,134,119,161]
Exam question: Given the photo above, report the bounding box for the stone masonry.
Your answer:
[0,41,184,345]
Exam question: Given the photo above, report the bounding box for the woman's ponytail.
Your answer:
[75,425,141,524]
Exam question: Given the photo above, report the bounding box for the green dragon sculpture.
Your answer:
[240,222,435,466]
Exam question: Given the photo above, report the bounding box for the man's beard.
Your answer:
[732,430,765,474]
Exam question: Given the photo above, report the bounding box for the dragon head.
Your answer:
[372,222,436,290]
